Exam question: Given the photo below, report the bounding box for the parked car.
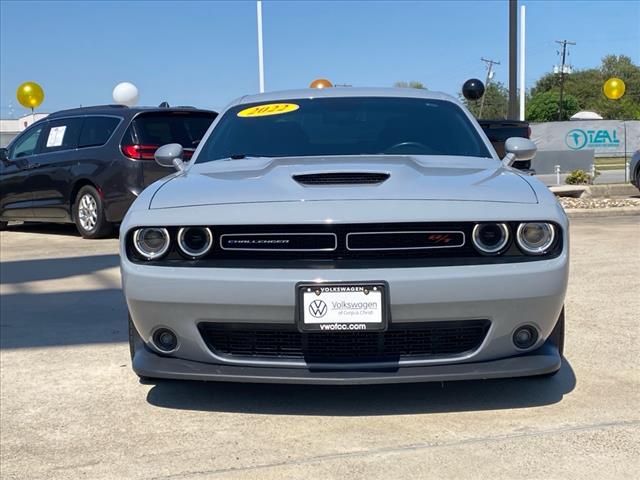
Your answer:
[630,150,640,191]
[122,88,568,385]
[478,119,533,172]
[0,105,217,238]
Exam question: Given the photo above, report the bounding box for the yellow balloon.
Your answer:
[16,81,45,109]
[603,77,626,100]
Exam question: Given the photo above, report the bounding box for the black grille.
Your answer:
[198,320,490,363]
[293,172,390,185]
[347,231,465,251]
[220,233,336,251]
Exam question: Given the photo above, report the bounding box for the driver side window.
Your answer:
[10,126,43,159]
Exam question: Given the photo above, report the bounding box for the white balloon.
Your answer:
[112,82,139,106]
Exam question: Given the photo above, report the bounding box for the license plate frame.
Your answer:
[295,281,389,333]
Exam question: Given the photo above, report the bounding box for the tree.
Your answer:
[529,55,640,120]
[394,81,427,89]
[526,91,579,121]
[463,82,508,119]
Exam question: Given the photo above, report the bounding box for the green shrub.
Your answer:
[565,169,600,185]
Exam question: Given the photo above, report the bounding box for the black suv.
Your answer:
[0,105,217,238]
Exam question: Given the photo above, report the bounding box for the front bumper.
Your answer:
[124,249,568,377]
[133,341,561,384]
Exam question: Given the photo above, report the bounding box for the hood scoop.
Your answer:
[293,172,390,186]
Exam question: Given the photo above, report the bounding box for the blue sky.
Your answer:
[1,0,638,116]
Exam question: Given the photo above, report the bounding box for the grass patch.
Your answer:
[595,157,628,171]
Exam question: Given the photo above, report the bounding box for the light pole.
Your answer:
[257,1,265,93]
[519,4,526,121]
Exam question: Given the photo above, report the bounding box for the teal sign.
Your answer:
[565,128,620,150]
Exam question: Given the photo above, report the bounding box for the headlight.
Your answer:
[133,227,170,260]
[516,222,556,255]
[177,227,213,258]
[472,223,509,254]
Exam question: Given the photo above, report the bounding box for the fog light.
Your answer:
[153,328,178,352]
[513,325,538,349]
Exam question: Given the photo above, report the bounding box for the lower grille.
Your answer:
[198,320,490,363]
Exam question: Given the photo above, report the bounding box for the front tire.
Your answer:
[73,186,113,239]
[0,221,7,231]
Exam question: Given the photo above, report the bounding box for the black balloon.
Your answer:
[462,78,485,100]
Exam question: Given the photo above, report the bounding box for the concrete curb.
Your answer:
[582,184,639,198]
[564,206,640,218]
[550,186,588,198]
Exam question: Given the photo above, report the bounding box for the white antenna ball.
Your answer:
[112,82,139,106]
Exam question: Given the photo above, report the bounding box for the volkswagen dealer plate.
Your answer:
[296,282,388,332]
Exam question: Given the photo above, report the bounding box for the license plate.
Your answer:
[296,282,388,332]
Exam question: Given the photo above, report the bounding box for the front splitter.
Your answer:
[133,343,561,385]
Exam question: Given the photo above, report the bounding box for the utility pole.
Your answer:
[555,39,576,121]
[519,4,526,121]
[479,58,500,119]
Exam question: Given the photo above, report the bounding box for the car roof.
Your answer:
[234,87,457,106]
[47,104,217,119]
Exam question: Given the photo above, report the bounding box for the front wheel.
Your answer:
[73,186,113,239]
[0,221,7,231]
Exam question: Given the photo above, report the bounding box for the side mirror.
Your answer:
[154,143,185,172]
[0,148,8,162]
[502,137,537,167]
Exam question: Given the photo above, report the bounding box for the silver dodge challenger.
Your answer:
[120,88,569,384]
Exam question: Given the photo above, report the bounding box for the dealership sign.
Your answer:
[531,120,639,157]
[565,128,620,150]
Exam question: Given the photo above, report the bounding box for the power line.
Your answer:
[555,39,576,121]
[479,57,500,118]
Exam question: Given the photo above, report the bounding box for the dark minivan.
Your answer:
[0,105,217,238]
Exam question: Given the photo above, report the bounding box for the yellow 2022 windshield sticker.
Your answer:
[237,103,299,118]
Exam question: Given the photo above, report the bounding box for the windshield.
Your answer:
[130,112,216,148]
[197,97,491,163]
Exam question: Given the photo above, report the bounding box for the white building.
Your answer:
[0,113,49,147]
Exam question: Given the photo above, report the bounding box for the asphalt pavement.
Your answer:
[1,217,639,479]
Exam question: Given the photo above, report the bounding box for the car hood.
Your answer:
[149,155,538,209]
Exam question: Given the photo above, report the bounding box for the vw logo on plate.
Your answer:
[309,300,328,318]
